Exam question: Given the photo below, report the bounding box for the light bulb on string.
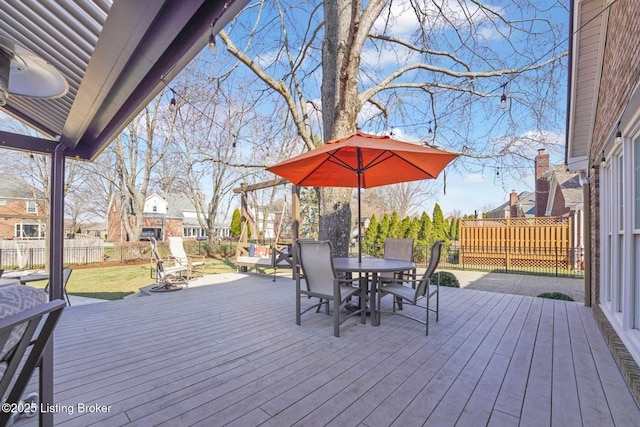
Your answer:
[169,89,177,113]
[615,121,622,144]
[499,83,507,110]
[208,33,216,52]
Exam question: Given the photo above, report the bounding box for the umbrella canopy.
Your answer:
[266,131,458,260]
[266,132,458,188]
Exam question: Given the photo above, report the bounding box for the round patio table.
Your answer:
[333,257,415,326]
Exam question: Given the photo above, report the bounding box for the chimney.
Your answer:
[509,190,518,218]
[535,148,550,180]
[535,148,550,217]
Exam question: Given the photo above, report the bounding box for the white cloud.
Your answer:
[372,0,490,36]
[461,173,487,184]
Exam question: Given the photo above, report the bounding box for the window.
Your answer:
[26,201,37,214]
[635,136,640,229]
[15,223,45,239]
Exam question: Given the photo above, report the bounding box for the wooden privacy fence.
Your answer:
[458,217,582,271]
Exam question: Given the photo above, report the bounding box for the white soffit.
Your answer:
[567,0,608,168]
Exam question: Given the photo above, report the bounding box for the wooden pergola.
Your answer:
[233,178,301,245]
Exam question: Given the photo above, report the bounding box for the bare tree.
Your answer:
[82,94,176,241]
[367,181,438,218]
[217,0,568,254]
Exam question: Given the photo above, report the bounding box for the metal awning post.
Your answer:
[49,142,66,301]
[39,141,66,427]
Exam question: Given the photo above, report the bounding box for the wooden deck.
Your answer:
[18,273,640,426]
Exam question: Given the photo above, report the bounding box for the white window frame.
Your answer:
[26,201,37,214]
[600,109,640,365]
[15,222,45,239]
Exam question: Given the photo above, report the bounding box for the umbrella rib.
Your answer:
[365,150,438,179]
[296,153,356,186]
[326,151,357,172]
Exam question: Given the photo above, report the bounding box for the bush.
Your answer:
[431,271,459,288]
[537,292,574,301]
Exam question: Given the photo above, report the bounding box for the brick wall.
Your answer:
[588,0,640,406]
[550,188,570,217]
[0,199,47,239]
[107,199,124,242]
[590,0,640,306]
[164,218,183,239]
[535,150,550,216]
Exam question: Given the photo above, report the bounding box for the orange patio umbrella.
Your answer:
[266,131,458,261]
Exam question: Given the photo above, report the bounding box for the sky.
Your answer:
[219,0,570,220]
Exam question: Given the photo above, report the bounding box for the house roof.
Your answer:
[0,0,248,160]
[487,191,535,216]
[546,165,583,208]
[162,193,197,219]
[0,175,43,199]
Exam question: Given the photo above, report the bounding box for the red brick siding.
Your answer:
[163,219,183,239]
[590,0,640,306]
[550,189,570,217]
[0,199,47,239]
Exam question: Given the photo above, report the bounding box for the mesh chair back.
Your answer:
[297,240,336,296]
[383,238,414,262]
[415,240,443,298]
[381,238,414,280]
[168,237,188,265]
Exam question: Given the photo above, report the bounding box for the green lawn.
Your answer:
[24,258,238,301]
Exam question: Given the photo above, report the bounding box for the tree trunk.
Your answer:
[318,187,352,256]
[320,0,367,256]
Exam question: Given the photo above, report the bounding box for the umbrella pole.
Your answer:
[357,148,362,263]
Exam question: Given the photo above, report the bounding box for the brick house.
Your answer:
[486,150,583,241]
[107,193,206,242]
[0,176,46,239]
[566,0,640,402]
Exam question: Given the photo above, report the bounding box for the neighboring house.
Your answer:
[486,150,583,229]
[107,193,230,242]
[542,165,585,250]
[0,176,46,240]
[566,0,640,402]
[486,190,535,219]
[64,219,108,240]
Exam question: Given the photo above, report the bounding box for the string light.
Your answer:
[208,32,216,52]
[615,121,622,144]
[169,88,177,113]
[499,83,507,109]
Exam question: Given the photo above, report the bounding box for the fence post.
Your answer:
[555,246,558,277]
[504,242,509,273]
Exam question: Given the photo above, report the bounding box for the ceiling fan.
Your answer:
[0,36,68,106]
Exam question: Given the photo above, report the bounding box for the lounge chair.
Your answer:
[150,238,188,292]
[168,237,205,279]
[0,285,66,426]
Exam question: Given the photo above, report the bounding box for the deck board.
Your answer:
[12,272,640,427]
